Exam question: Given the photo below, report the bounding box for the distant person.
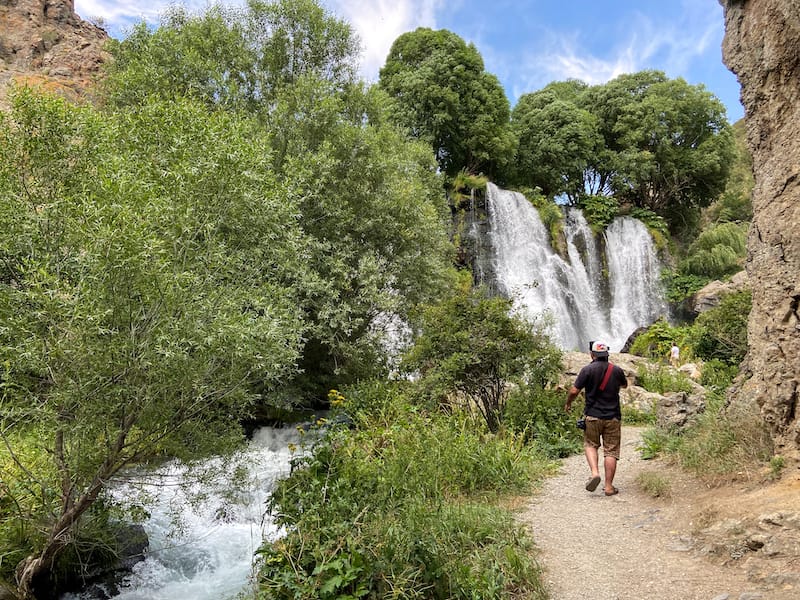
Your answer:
[564,340,628,496]
[669,343,680,367]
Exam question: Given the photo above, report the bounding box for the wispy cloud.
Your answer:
[508,2,723,102]
[326,0,447,81]
[75,0,166,27]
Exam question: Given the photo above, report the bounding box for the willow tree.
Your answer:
[104,0,456,400]
[378,27,516,178]
[0,91,306,598]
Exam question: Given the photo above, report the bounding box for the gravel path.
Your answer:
[515,426,790,600]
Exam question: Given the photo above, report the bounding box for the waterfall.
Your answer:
[605,217,667,345]
[485,183,666,350]
[62,427,299,600]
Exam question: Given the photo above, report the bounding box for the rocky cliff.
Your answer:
[720,1,800,455]
[0,0,109,108]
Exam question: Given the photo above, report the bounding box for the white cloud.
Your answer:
[74,0,168,26]
[325,0,446,81]
[508,3,724,102]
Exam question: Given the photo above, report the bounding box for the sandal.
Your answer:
[585,476,601,492]
[604,486,619,496]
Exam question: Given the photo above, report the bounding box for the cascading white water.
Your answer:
[605,217,667,344]
[486,183,666,350]
[62,427,299,600]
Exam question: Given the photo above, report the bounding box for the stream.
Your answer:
[62,427,299,600]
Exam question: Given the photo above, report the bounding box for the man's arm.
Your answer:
[564,385,582,412]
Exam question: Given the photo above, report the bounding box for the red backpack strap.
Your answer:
[599,362,614,391]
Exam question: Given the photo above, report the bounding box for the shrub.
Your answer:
[637,365,694,395]
[660,269,710,304]
[529,192,564,248]
[688,290,751,365]
[629,318,689,361]
[258,386,551,599]
[503,386,583,458]
[578,194,619,230]
[402,284,561,433]
[681,222,747,279]
[699,359,738,391]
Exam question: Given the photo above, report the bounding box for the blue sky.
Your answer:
[74,0,744,122]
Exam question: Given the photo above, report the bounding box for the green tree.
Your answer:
[586,71,734,235]
[681,222,747,279]
[402,280,561,432]
[510,82,603,203]
[105,2,456,401]
[269,79,456,397]
[378,27,516,178]
[703,119,753,224]
[104,0,359,113]
[0,90,305,598]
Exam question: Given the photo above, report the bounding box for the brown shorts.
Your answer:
[584,417,621,459]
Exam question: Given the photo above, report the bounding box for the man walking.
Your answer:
[564,341,628,496]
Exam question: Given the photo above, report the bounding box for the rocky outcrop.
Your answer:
[720,1,800,455]
[560,351,706,427]
[0,0,109,108]
[691,270,749,314]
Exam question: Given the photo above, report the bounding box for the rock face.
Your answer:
[0,0,109,108]
[691,270,749,315]
[720,1,800,454]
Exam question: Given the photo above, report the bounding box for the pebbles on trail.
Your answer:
[515,427,791,600]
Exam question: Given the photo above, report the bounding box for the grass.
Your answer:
[636,471,671,498]
[257,380,553,599]
[637,364,695,395]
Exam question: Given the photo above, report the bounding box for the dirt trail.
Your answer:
[516,427,798,600]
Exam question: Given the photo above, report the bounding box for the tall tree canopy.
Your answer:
[378,27,516,178]
[510,81,603,203]
[509,71,734,235]
[592,72,734,230]
[2,2,457,594]
[104,0,360,112]
[104,1,455,398]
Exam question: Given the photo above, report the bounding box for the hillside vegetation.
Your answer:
[0,1,760,599]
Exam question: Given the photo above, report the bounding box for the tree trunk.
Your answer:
[720,0,800,454]
[14,480,105,598]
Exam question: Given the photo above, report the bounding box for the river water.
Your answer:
[62,427,299,600]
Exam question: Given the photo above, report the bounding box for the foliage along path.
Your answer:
[516,426,793,600]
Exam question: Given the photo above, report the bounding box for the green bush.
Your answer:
[578,194,620,230]
[402,284,561,433]
[529,192,564,248]
[660,269,710,304]
[258,385,551,599]
[681,222,747,279]
[688,290,751,365]
[699,359,738,391]
[503,386,583,458]
[629,318,689,361]
[637,365,695,395]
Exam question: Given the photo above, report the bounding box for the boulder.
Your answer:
[656,391,706,430]
[690,270,749,315]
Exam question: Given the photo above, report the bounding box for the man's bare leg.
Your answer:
[585,445,600,478]
[604,456,617,493]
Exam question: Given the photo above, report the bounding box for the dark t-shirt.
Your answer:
[573,358,627,420]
